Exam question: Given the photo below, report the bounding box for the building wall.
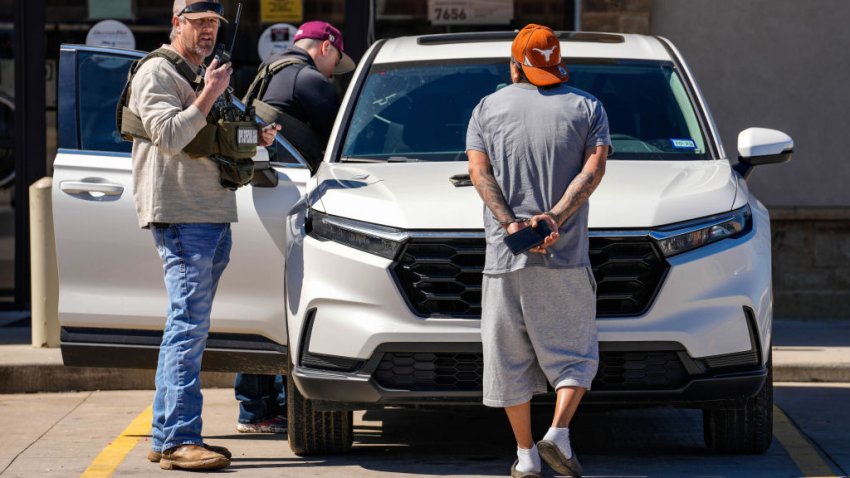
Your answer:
[582,0,652,34]
[650,0,850,207]
[771,210,850,319]
[650,1,850,318]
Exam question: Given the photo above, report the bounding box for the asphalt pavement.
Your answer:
[0,385,847,477]
[0,316,848,477]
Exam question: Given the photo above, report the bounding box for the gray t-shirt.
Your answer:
[466,82,611,274]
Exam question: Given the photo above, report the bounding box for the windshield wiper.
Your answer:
[340,157,386,163]
[339,156,423,163]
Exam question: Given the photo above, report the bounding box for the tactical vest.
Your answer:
[242,56,325,170]
[116,48,257,162]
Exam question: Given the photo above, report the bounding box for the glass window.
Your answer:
[0,22,12,305]
[77,52,136,153]
[268,136,306,166]
[340,59,711,162]
[0,92,13,187]
[568,61,708,159]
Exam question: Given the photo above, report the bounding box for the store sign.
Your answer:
[258,23,298,63]
[428,0,513,25]
[88,0,133,20]
[261,0,303,23]
[86,20,136,50]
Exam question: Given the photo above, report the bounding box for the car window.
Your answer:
[268,136,304,165]
[340,59,711,162]
[568,62,708,159]
[77,52,136,153]
[343,59,509,162]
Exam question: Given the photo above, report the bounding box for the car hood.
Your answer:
[312,160,737,230]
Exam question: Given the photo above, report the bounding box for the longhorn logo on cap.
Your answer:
[532,45,558,62]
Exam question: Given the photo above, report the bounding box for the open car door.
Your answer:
[53,44,311,373]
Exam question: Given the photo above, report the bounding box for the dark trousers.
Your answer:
[234,373,286,423]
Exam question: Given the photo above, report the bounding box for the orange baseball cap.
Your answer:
[511,24,569,87]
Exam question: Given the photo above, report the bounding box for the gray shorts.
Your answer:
[481,266,599,408]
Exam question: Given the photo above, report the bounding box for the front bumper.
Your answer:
[287,204,774,409]
[292,341,767,410]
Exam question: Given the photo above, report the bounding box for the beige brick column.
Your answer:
[582,0,652,34]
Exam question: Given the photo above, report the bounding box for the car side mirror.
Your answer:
[733,128,794,180]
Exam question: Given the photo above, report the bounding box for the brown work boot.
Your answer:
[148,444,232,462]
[159,444,230,470]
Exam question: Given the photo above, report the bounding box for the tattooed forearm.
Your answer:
[548,170,599,225]
[469,162,514,224]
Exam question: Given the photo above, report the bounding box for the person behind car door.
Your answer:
[466,24,610,478]
[234,20,356,435]
[128,0,277,471]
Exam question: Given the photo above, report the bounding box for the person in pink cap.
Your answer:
[251,21,355,165]
[234,22,356,434]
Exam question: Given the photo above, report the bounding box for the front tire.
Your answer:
[286,361,353,456]
[703,357,773,454]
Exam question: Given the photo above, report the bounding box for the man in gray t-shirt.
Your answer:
[466,24,610,478]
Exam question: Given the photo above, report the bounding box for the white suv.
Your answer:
[54,32,792,457]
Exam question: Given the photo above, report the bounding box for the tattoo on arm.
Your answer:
[549,170,598,225]
[470,162,514,224]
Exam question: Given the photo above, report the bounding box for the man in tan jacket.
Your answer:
[129,0,277,471]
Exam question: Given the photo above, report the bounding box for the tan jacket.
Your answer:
[129,45,237,229]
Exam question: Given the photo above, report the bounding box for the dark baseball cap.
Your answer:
[173,0,228,23]
[294,21,356,75]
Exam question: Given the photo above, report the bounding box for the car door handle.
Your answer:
[59,181,124,196]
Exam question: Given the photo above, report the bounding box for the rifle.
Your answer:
[209,3,253,123]
[201,3,260,190]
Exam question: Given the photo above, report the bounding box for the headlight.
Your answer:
[654,205,752,257]
[307,210,409,260]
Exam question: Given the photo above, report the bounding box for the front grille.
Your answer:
[392,235,669,318]
[589,237,669,316]
[373,350,689,392]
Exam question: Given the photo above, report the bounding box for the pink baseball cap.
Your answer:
[294,21,356,75]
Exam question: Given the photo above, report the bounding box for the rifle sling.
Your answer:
[243,56,324,170]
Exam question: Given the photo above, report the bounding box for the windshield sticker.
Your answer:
[670,138,697,150]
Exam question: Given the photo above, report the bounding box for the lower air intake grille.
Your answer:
[592,351,689,391]
[374,352,483,392]
[373,350,689,392]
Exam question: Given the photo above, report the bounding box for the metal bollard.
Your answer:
[30,177,59,348]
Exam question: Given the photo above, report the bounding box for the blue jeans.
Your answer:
[150,223,232,452]
[234,374,286,423]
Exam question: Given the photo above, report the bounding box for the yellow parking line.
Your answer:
[773,405,839,478]
[80,405,152,478]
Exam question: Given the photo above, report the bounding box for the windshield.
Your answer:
[340,59,711,162]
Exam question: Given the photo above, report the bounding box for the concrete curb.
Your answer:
[0,345,847,394]
[0,364,235,394]
[774,365,850,383]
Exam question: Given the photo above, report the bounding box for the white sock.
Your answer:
[515,444,541,473]
[542,426,573,459]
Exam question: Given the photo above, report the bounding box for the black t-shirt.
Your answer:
[259,47,340,143]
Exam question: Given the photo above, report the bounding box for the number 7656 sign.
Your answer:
[427,0,513,25]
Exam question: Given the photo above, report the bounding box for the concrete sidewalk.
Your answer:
[0,318,847,394]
